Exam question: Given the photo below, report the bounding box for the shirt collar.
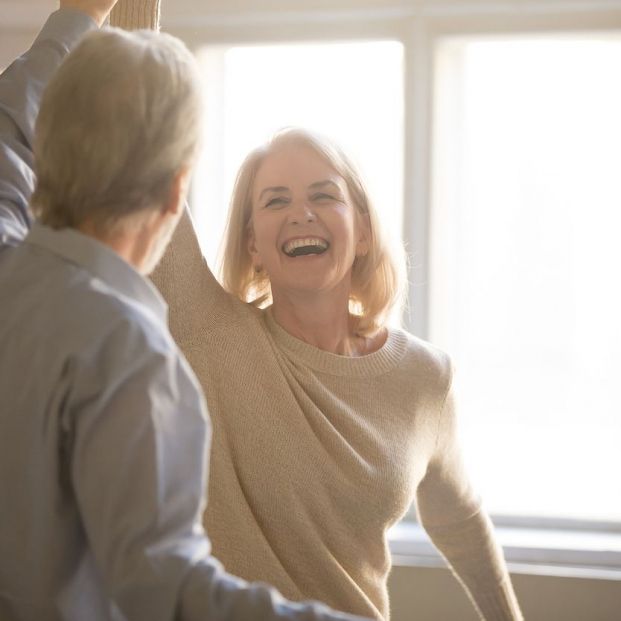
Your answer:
[25,223,168,324]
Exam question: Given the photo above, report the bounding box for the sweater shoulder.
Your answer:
[395,329,453,392]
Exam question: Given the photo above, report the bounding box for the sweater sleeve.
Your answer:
[112,1,239,352]
[109,0,161,30]
[150,206,238,351]
[416,374,523,621]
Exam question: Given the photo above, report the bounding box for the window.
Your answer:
[192,41,404,269]
[431,35,621,523]
[193,29,621,526]
[173,0,621,574]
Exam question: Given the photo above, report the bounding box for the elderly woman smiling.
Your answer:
[152,128,523,621]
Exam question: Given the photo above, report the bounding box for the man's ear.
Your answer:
[164,166,192,217]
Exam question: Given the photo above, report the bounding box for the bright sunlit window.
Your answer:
[431,35,621,523]
[192,41,404,267]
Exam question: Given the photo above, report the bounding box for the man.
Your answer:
[0,2,369,620]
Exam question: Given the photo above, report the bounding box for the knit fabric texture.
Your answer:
[109,0,160,30]
[150,210,523,621]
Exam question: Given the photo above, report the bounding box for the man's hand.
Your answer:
[59,0,120,27]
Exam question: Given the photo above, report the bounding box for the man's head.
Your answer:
[32,27,203,270]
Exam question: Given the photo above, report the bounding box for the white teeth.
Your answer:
[283,238,328,255]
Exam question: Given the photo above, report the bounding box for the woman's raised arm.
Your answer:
[150,206,234,348]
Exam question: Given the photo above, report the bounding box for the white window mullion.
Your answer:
[402,17,434,339]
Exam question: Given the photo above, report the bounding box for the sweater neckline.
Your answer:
[263,308,408,377]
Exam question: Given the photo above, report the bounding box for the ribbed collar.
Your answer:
[264,307,408,378]
[25,223,167,324]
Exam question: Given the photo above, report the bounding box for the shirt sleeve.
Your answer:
[0,9,97,247]
[416,371,523,621]
[178,558,374,621]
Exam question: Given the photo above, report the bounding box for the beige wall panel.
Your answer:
[388,565,621,621]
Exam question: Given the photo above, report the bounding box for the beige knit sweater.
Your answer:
[109,0,160,30]
[149,211,523,621]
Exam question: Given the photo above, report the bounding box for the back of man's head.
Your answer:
[32,28,203,233]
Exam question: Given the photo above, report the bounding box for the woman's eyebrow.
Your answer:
[308,180,342,192]
[258,186,290,200]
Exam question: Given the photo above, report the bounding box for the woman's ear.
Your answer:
[246,223,262,270]
[355,213,371,258]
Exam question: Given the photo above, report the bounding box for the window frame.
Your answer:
[165,0,621,579]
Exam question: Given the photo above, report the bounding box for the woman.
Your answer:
[152,128,522,621]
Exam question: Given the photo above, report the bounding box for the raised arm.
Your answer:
[110,0,161,29]
[416,381,523,620]
[150,206,236,349]
[106,0,238,344]
[0,6,102,247]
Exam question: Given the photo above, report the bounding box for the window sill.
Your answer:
[388,521,621,581]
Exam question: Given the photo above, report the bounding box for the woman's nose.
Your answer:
[289,201,316,224]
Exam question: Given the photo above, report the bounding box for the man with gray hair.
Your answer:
[0,2,370,621]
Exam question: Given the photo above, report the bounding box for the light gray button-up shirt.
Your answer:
[0,9,368,621]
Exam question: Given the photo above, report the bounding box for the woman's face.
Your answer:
[248,143,369,302]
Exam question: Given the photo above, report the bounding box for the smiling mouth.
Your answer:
[282,238,330,257]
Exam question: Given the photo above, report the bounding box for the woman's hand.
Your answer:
[59,0,120,27]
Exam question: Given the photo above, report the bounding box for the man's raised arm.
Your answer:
[0,5,108,247]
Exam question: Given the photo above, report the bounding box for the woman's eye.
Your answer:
[265,197,288,209]
[311,193,336,203]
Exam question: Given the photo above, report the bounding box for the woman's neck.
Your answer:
[270,290,383,357]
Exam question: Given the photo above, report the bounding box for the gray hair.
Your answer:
[32,27,203,231]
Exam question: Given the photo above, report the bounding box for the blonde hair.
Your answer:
[220,128,405,336]
[32,28,203,231]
